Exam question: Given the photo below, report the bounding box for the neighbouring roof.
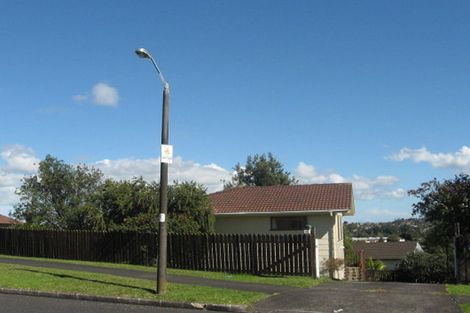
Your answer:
[210,183,354,215]
[0,214,19,225]
[352,241,422,260]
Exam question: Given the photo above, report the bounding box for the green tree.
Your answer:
[97,177,159,231]
[387,234,401,242]
[395,252,449,283]
[225,153,297,189]
[13,155,106,230]
[14,156,215,234]
[99,179,214,234]
[168,181,214,234]
[409,174,470,252]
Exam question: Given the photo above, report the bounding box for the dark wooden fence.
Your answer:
[0,228,315,276]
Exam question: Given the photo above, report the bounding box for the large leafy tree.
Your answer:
[225,153,297,189]
[100,180,214,234]
[409,174,470,252]
[13,155,106,230]
[97,177,159,231]
[168,181,214,234]
[14,156,215,234]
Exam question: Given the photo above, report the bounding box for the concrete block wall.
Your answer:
[344,267,362,281]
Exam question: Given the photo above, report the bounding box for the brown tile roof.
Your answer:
[0,214,19,225]
[210,183,353,214]
[352,241,421,260]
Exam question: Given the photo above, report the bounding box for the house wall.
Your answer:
[214,212,345,278]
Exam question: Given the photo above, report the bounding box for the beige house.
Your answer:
[210,183,355,278]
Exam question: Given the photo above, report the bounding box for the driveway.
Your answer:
[254,281,461,313]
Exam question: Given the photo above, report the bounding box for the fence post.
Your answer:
[360,249,365,281]
[309,228,317,278]
[250,234,258,275]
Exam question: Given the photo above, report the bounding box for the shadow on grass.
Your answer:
[18,268,156,294]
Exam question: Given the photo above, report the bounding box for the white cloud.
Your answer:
[92,83,119,107]
[0,186,17,210]
[0,145,232,215]
[1,145,39,173]
[384,188,407,199]
[295,162,406,200]
[366,208,410,218]
[94,156,231,193]
[388,146,470,170]
[0,145,409,217]
[0,144,40,214]
[72,94,87,102]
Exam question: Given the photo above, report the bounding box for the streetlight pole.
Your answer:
[135,47,170,295]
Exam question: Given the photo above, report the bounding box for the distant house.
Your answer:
[209,183,355,278]
[0,214,19,228]
[352,241,423,269]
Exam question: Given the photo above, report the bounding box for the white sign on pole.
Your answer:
[161,144,173,164]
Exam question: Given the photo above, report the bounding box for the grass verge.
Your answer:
[0,263,267,305]
[461,303,470,313]
[0,254,325,288]
[446,284,470,296]
[447,284,470,313]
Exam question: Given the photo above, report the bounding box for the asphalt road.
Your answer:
[0,293,206,313]
[254,281,461,313]
[0,257,463,313]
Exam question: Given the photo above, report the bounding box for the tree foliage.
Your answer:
[13,155,106,230]
[409,174,470,251]
[13,155,214,233]
[168,181,214,234]
[395,252,450,283]
[224,153,297,189]
[97,177,159,231]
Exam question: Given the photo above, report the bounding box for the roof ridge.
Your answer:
[210,182,352,195]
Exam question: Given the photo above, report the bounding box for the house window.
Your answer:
[271,216,307,231]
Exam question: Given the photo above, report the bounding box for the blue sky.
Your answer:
[1,1,470,222]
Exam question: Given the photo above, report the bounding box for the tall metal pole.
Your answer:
[157,84,170,294]
[135,48,170,295]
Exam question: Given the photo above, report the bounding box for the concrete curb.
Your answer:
[452,295,470,304]
[0,287,250,312]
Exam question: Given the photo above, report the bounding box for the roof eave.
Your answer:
[214,208,351,216]
[344,196,355,216]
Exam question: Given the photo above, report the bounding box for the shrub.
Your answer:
[366,257,385,271]
[322,258,344,278]
[394,252,450,283]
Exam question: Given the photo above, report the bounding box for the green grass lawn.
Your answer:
[0,254,325,288]
[461,303,470,313]
[446,284,470,313]
[446,284,470,296]
[0,263,268,305]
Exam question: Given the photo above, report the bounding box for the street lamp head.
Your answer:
[135,48,152,59]
[135,47,168,89]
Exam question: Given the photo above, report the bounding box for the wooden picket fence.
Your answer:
[0,228,315,276]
